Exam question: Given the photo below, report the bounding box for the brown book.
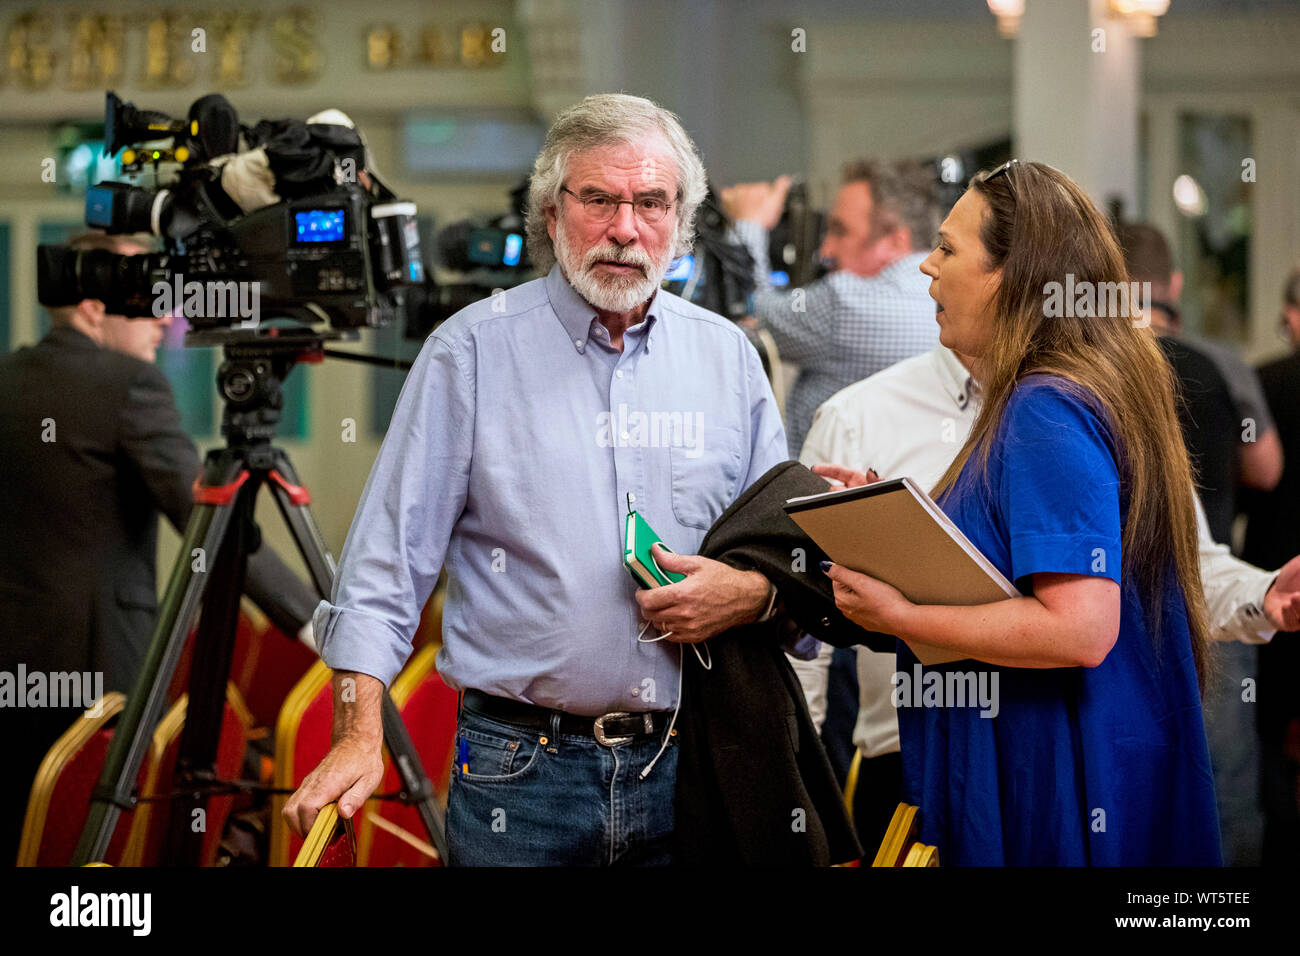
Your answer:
[784,477,1019,665]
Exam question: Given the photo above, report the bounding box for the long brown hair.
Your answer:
[931,161,1211,690]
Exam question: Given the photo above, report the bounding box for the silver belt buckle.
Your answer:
[593,711,633,746]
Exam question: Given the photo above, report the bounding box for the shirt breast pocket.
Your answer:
[669,424,744,531]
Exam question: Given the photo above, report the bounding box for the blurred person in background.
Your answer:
[1119,221,1281,864]
[1241,264,1300,864]
[722,159,941,458]
[1119,223,1283,537]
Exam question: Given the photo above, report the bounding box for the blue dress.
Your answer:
[897,375,1222,865]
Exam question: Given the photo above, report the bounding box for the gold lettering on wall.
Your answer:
[459,23,495,68]
[65,14,124,90]
[0,6,505,93]
[366,23,401,70]
[141,11,194,88]
[211,11,258,88]
[270,8,320,84]
[364,21,505,70]
[5,12,57,89]
[417,25,445,66]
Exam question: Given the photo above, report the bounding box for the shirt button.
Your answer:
[616,370,624,379]
[621,431,630,440]
[575,339,584,348]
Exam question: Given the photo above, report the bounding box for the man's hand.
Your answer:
[811,463,880,488]
[635,544,772,643]
[721,175,794,231]
[281,671,385,838]
[1264,553,1300,631]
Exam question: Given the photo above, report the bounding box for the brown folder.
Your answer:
[784,477,1019,665]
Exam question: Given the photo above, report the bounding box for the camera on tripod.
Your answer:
[37,91,424,333]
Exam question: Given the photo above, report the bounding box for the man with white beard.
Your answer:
[284,94,787,865]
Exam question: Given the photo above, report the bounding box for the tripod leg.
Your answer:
[71,463,241,866]
[264,458,335,596]
[161,475,258,866]
[267,458,448,863]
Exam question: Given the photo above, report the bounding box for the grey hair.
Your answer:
[525,93,708,273]
[841,158,943,252]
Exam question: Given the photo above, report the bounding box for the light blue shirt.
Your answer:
[315,265,788,715]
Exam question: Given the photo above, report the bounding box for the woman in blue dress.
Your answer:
[823,160,1221,865]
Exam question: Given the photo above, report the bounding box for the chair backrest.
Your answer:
[17,693,136,866]
[269,659,333,867]
[119,683,252,866]
[872,803,940,867]
[842,748,863,823]
[357,644,454,867]
[292,802,356,867]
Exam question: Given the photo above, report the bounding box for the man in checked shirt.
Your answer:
[723,160,943,458]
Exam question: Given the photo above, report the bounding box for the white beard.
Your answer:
[555,222,673,314]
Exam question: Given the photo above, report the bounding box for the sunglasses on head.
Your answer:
[984,158,1020,182]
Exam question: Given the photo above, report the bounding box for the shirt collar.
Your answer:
[544,263,663,354]
[932,345,980,411]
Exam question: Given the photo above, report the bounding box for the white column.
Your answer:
[1014,0,1141,215]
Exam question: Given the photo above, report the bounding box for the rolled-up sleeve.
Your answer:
[314,333,474,686]
[1195,494,1277,644]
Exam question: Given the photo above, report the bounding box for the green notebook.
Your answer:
[624,510,686,589]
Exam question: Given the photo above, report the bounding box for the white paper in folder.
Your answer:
[784,476,1020,665]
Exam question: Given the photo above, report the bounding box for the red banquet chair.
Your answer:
[292,802,357,867]
[269,659,333,867]
[17,692,136,866]
[118,683,253,866]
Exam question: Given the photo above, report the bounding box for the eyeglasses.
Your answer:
[984,158,1020,183]
[560,186,674,224]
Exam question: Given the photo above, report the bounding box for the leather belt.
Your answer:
[462,689,670,746]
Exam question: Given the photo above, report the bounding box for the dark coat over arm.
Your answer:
[673,460,893,866]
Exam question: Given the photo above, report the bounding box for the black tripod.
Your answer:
[72,328,445,866]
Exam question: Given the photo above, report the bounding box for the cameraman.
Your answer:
[723,160,941,456]
[0,231,315,863]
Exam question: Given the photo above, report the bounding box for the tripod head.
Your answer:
[185,326,359,448]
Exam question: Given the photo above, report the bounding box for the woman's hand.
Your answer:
[822,561,912,633]
[811,464,880,488]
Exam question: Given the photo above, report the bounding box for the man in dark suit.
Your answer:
[0,232,313,863]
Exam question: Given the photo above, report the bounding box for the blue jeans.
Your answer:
[445,703,678,866]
